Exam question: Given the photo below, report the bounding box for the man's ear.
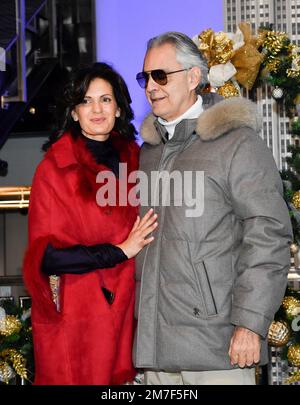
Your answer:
[188,66,201,91]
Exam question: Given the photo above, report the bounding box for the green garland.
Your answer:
[257,25,300,117]
[198,22,300,116]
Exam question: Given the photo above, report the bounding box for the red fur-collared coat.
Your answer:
[23,131,139,385]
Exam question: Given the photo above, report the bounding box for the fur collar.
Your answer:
[47,131,139,172]
[140,96,262,145]
[46,132,139,200]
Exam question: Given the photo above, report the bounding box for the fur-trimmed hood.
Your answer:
[140,96,262,145]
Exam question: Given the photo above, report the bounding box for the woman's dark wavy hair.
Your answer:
[43,62,137,150]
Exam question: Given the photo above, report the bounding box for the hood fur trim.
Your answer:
[140,113,161,145]
[196,97,262,141]
[140,97,262,145]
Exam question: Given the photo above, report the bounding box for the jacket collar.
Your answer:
[48,132,77,168]
[140,94,262,145]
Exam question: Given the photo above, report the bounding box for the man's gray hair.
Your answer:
[146,31,209,93]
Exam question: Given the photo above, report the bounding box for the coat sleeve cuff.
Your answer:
[230,304,272,338]
[23,236,62,321]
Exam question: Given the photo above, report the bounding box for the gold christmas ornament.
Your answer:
[285,369,300,384]
[0,349,27,380]
[0,315,21,336]
[265,59,281,73]
[198,28,234,67]
[292,190,300,210]
[198,29,214,65]
[213,32,234,64]
[263,30,288,57]
[287,343,300,367]
[267,320,291,347]
[282,296,300,317]
[217,81,240,98]
[0,361,15,384]
[287,68,300,79]
[290,243,300,254]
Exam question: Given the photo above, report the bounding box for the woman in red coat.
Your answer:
[23,63,157,385]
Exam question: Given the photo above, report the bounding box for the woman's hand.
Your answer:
[116,208,158,259]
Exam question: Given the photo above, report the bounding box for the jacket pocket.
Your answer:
[192,261,218,317]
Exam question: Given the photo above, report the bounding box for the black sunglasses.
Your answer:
[136,68,188,88]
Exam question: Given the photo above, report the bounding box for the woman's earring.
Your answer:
[72,113,78,121]
[115,110,121,118]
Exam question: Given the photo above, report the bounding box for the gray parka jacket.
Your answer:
[133,94,293,371]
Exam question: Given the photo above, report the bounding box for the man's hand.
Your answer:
[228,326,261,368]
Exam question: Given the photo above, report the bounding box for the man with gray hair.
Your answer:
[134,31,292,385]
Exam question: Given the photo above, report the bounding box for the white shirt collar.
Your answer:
[158,95,203,139]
